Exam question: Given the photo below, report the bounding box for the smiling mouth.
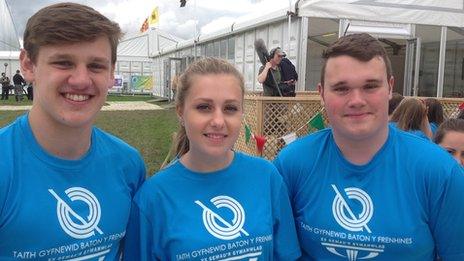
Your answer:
[204,133,228,139]
[64,93,91,102]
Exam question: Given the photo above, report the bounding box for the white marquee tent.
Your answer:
[0,0,19,52]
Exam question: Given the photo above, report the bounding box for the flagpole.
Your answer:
[193,0,198,61]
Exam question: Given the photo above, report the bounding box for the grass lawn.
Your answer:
[0,108,179,177]
[0,93,157,106]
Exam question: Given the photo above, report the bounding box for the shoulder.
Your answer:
[235,151,280,172]
[93,127,141,157]
[276,128,331,163]
[92,127,145,174]
[0,115,23,145]
[392,127,458,172]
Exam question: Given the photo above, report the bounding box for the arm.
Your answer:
[122,201,157,261]
[271,170,301,260]
[429,164,464,259]
[258,62,272,84]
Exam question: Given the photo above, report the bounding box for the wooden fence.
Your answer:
[235,92,464,160]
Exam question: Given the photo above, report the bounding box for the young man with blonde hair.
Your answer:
[0,3,145,259]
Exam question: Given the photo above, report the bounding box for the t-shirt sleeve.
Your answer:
[271,169,301,260]
[429,164,464,260]
[123,197,158,261]
[273,152,294,199]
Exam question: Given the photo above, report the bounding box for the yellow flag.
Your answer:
[148,7,159,26]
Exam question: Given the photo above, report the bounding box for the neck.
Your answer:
[333,125,389,165]
[180,150,234,173]
[28,109,92,160]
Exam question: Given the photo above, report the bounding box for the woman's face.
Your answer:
[439,131,464,166]
[178,73,243,161]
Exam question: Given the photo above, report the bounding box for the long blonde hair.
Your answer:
[173,57,245,158]
[390,98,426,131]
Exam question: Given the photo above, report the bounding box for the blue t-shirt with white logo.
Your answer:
[123,151,301,260]
[0,114,145,260]
[274,126,464,260]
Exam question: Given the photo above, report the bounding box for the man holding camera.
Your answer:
[257,47,297,97]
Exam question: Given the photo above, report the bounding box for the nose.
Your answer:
[347,88,366,108]
[210,109,225,128]
[68,65,91,89]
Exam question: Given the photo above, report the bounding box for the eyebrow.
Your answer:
[193,98,241,103]
[330,79,383,88]
[48,54,110,64]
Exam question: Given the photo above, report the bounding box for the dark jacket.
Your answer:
[13,73,26,86]
[280,58,298,82]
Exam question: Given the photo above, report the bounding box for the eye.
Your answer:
[446,149,456,155]
[364,84,379,91]
[196,103,211,111]
[333,86,349,94]
[88,63,108,72]
[224,105,239,113]
[52,60,73,68]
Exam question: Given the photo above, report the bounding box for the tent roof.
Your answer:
[0,0,20,51]
[297,0,464,28]
[118,28,184,58]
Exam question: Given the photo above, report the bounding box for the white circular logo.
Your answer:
[49,187,103,239]
[331,185,373,233]
[195,195,249,240]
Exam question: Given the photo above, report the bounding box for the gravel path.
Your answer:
[0,101,163,111]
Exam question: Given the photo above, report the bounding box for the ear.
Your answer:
[19,49,35,83]
[317,83,325,106]
[388,76,394,99]
[176,104,184,122]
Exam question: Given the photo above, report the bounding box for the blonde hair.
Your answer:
[390,98,426,131]
[174,57,245,157]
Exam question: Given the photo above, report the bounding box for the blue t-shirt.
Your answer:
[0,114,146,260]
[274,126,464,260]
[429,122,438,136]
[389,122,429,140]
[124,151,301,260]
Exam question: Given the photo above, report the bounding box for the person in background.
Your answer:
[274,33,464,260]
[434,118,464,166]
[258,47,297,97]
[425,97,444,135]
[13,69,26,102]
[124,57,300,260]
[0,3,145,259]
[390,97,433,140]
[388,92,404,118]
[26,82,33,100]
[0,72,10,100]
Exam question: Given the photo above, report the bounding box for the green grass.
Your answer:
[0,108,179,177]
[0,93,156,106]
[106,94,155,102]
[0,97,33,106]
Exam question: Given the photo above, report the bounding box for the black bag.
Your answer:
[278,83,296,97]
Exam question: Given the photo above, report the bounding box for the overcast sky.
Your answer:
[6,0,291,42]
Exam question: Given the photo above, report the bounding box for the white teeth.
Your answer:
[207,134,225,139]
[64,93,90,102]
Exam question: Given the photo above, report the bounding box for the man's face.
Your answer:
[271,52,283,65]
[20,36,114,130]
[319,55,393,143]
